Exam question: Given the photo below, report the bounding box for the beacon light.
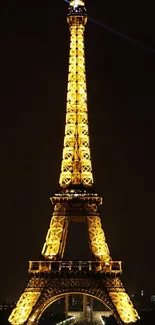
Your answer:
[70,0,84,7]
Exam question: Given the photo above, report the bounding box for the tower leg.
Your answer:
[8,276,48,325]
[42,204,68,260]
[104,277,139,324]
[65,294,69,318]
[87,215,111,262]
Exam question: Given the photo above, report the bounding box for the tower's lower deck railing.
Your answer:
[29,260,122,274]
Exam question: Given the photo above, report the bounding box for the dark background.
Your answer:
[0,0,155,301]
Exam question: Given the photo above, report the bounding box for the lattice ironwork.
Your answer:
[59,0,93,188]
[87,215,111,262]
[9,278,48,325]
[104,277,139,323]
[41,195,111,262]
[9,275,123,325]
[42,203,68,259]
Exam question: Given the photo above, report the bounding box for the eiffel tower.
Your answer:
[9,1,140,324]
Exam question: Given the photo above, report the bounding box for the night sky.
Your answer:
[1,0,155,301]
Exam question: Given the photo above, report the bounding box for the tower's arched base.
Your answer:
[9,268,139,325]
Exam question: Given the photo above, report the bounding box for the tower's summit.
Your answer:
[67,3,87,21]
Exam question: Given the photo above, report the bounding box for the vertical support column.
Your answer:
[83,294,87,321]
[65,294,69,318]
[90,297,93,322]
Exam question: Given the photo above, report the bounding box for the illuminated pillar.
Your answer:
[83,295,87,320]
[65,294,69,318]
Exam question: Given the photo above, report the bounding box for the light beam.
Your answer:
[63,0,154,53]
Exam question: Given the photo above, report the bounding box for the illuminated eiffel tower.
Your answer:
[9,1,139,324]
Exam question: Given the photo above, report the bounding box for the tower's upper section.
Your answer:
[59,0,94,191]
[67,0,87,25]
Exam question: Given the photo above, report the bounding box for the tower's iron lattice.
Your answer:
[9,1,139,324]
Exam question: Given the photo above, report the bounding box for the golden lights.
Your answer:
[8,1,140,324]
[109,291,140,323]
[8,292,40,325]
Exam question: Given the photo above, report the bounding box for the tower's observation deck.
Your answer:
[67,0,87,23]
[59,0,93,188]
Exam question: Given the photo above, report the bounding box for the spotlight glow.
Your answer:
[70,0,84,7]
